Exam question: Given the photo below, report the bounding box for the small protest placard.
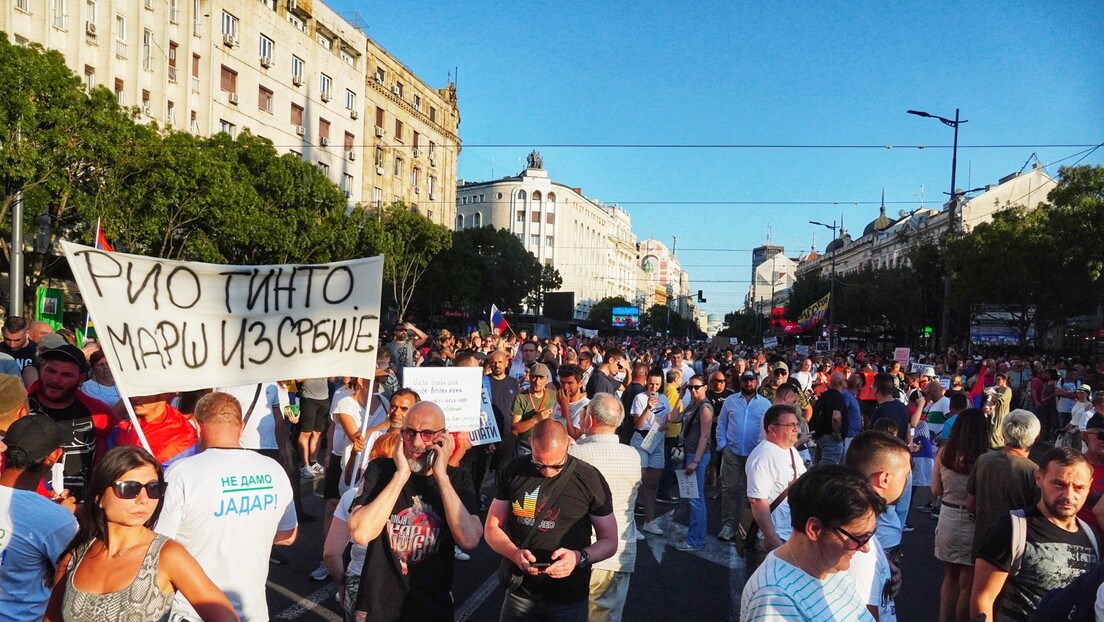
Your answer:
[676,469,699,499]
[403,367,483,432]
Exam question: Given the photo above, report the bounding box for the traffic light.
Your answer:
[697,290,706,303]
[923,326,933,337]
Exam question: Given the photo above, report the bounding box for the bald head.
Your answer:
[405,401,446,430]
[531,418,569,451]
[830,371,846,389]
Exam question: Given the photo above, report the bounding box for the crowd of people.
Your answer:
[5,311,1104,621]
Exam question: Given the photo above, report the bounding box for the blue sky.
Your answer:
[331,0,1103,318]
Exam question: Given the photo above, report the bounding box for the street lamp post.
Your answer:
[810,220,838,350]
[908,108,967,352]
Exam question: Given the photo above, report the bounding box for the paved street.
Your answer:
[265,477,944,622]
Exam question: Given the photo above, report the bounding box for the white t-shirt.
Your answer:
[1073,402,1095,430]
[742,552,874,621]
[156,448,297,622]
[330,394,375,458]
[630,392,671,431]
[792,371,813,393]
[553,396,590,430]
[745,441,806,542]
[0,487,78,622]
[80,380,120,408]
[333,488,367,577]
[215,383,281,450]
[848,536,896,622]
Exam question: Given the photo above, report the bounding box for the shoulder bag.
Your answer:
[497,457,580,590]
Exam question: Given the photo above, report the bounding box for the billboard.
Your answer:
[969,304,1036,347]
[611,306,640,328]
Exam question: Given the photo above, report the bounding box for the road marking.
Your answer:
[456,573,500,622]
[268,581,342,622]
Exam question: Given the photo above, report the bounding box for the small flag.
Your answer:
[490,304,510,336]
[86,219,114,340]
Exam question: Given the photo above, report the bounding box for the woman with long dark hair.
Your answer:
[931,408,990,622]
[44,446,236,621]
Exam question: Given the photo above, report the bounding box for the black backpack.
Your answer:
[1026,560,1104,622]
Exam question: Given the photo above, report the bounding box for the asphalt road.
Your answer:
[261,475,947,622]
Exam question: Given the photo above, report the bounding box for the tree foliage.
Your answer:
[588,296,633,326]
[364,203,452,320]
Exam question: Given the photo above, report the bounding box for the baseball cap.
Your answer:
[529,363,551,378]
[38,333,67,349]
[772,361,789,372]
[740,370,758,380]
[40,344,89,373]
[3,414,74,462]
[0,374,27,414]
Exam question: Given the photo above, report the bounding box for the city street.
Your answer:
[265,476,944,622]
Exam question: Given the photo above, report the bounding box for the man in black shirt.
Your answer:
[810,372,848,464]
[346,401,483,622]
[585,347,627,400]
[971,447,1099,622]
[870,374,910,443]
[0,316,39,385]
[485,419,618,621]
[616,361,648,445]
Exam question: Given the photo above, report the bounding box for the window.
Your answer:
[546,212,555,224]
[219,66,237,93]
[141,89,150,113]
[15,0,30,12]
[85,0,96,27]
[345,89,355,110]
[411,167,420,188]
[192,0,200,34]
[530,235,539,247]
[394,119,403,142]
[320,73,332,99]
[413,132,420,150]
[531,211,540,223]
[546,236,553,247]
[456,215,464,230]
[316,31,332,50]
[375,107,384,128]
[394,157,403,177]
[373,187,382,208]
[343,173,354,193]
[114,14,126,58]
[169,0,178,23]
[288,13,306,32]
[259,35,274,61]
[344,132,354,151]
[83,65,96,89]
[340,50,355,68]
[291,55,304,80]
[317,162,329,175]
[394,82,403,98]
[192,53,200,78]
[142,29,153,70]
[429,141,436,158]
[219,119,236,137]
[374,67,385,83]
[374,147,383,166]
[221,11,238,39]
[290,103,304,126]
[113,78,124,104]
[474,213,482,227]
[190,110,198,133]
[319,118,330,142]
[258,86,273,112]
[413,94,421,111]
[260,0,275,9]
[516,210,524,223]
[52,0,66,29]
[167,41,178,82]
[166,100,175,123]
[430,106,437,123]
[428,176,436,196]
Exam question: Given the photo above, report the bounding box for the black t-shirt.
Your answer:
[810,389,847,438]
[586,370,622,400]
[871,400,910,442]
[976,506,1098,622]
[0,341,37,371]
[616,382,646,443]
[351,458,478,622]
[28,395,95,498]
[494,455,614,603]
[489,376,520,440]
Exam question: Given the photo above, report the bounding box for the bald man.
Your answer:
[486,419,619,620]
[347,401,483,622]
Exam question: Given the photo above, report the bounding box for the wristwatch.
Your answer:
[576,549,590,568]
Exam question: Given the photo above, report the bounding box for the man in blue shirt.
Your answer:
[843,373,864,455]
[716,370,772,542]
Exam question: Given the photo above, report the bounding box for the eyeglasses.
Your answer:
[688,384,706,390]
[532,457,569,471]
[711,378,726,383]
[401,427,445,442]
[834,525,876,550]
[774,370,788,376]
[771,421,799,430]
[112,480,167,500]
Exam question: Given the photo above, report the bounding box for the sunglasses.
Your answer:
[774,370,788,376]
[834,525,875,550]
[688,384,706,390]
[401,427,445,442]
[112,480,167,500]
[532,457,569,471]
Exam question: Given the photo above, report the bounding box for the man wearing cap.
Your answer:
[715,369,771,542]
[922,379,952,440]
[0,414,79,622]
[1070,385,1094,431]
[758,362,812,421]
[511,362,556,456]
[0,317,39,387]
[27,344,117,501]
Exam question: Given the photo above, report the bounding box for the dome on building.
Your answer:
[825,236,847,253]
[863,191,894,236]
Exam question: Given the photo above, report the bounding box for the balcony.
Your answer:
[115,41,127,59]
[191,76,200,94]
[168,66,178,83]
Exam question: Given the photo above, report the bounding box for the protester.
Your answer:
[716,370,771,543]
[629,369,671,536]
[512,363,556,455]
[745,404,807,569]
[678,375,715,551]
[296,377,332,479]
[46,445,236,622]
[114,392,198,467]
[79,350,121,412]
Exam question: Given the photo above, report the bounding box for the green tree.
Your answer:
[362,202,451,320]
[587,296,633,326]
[526,263,563,313]
[718,309,759,344]
[785,271,829,323]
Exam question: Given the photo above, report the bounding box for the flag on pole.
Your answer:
[490,304,510,336]
[84,219,113,340]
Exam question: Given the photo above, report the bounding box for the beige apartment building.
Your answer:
[1,0,459,226]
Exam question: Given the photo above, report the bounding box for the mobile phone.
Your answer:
[531,562,551,570]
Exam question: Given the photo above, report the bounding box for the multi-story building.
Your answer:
[455,152,638,319]
[1,0,460,222]
[638,238,691,314]
[745,243,797,316]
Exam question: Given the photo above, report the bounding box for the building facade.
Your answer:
[745,244,797,316]
[455,153,638,319]
[1,0,459,224]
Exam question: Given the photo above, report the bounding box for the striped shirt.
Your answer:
[569,434,642,573]
[741,551,874,622]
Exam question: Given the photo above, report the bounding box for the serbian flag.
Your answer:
[969,363,988,408]
[490,304,510,336]
[84,219,114,340]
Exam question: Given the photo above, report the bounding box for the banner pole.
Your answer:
[111,379,153,454]
[351,373,379,487]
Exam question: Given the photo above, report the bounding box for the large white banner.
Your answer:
[62,242,383,396]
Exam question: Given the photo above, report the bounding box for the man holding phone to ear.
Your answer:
[346,401,483,622]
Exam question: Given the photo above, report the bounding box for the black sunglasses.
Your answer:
[834,525,875,550]
[532,457,569,471]
[774,370,788,376]
[688,384,706,390]
[112,480,167,500]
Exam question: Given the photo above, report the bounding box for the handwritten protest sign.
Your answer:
[894,348,911,367]
[468,376,502,447]
[675,469,700,499]
[62,242,383,396]
[402,367,483,432]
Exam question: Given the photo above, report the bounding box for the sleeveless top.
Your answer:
[62,534,175,622]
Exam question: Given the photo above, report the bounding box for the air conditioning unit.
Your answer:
[260,56,273,68]
[429,158,437,167]
[412,148,421,158]
[320,136,329,146]
[374,75,383,84]
[375,127,384,138]
[292,75,303,87]
[222,33,237,48]
[228,92,239,105]
[414,187,420,194]
[428,192,436,200]
[376,166,385,175]
[350,109,359,120]
[85,22,97,35]
[295,125,305,136]
[347,150,356,161]
[143,105,152,116]
[320,91,332,102]
[391,86,400,96]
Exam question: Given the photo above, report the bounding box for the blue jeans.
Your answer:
[500,591,587,622]
[815,435,844,465]
[686,450,711,547]
[894,469,913,526]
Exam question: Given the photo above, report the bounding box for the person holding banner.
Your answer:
[346,401,482,622]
